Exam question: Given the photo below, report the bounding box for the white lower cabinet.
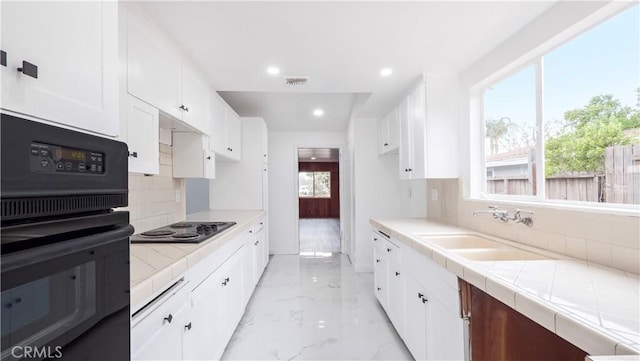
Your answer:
[132,280,189,361]
[372,228,466,361]
[133,219,269,361]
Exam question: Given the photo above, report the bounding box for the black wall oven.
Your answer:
[1,113,133,361]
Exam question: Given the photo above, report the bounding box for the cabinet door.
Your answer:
[373,247,388,311]
[132,292,188,361]
[262,163,269,210]
[387,259,405,338]
[1,1,119,136]
[378,116,389,155]
[398,96,412,179]
[127,16,181,119]
[242,231,257,306]
[226,111,242,161]
[181,66,208,133]
[387,107,400,151]
[209,92,228,154]
[404,276,428,361]
[184,266,225,361]
[126,95,159,175]
[203,149,216,179]
[218,250,244,349]
[409,82,428,179]
[427,296,465,361]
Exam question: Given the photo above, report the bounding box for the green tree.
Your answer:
[545,94,640,177]
[485,117,510,155]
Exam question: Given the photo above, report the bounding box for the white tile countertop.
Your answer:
[130,210,265,310]
[370,218,640,358]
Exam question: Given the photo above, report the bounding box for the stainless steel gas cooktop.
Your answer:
[130,221,236,244]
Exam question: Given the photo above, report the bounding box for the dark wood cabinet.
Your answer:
[461,281,587,361]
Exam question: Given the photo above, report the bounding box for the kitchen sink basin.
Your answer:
[416,234,504,249]
[451,248,550,261]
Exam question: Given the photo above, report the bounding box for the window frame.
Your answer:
[474,4,639,212]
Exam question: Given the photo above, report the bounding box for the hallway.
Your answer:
[299,218,341,253]
[221,254,412,360]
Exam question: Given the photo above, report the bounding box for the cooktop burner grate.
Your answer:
[141,230,176,237]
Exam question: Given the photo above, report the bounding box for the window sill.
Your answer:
[467,195,640,217]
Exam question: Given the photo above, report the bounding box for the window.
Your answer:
[481,4,639,206]
[299,172,331,198]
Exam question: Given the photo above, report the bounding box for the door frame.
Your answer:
[294,144,344,254]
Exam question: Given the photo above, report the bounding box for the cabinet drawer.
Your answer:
[255,217,266,233]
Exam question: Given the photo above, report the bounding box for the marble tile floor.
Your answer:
[299,218,341,254]
[221,253,413,360]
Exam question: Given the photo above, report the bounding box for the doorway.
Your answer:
[297,148,341,254]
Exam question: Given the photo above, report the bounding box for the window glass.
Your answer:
[298,172,331,198]
[484,65,538,196]
[543,5,639,204]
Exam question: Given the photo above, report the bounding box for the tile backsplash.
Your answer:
[123,143,186,233]
[426,179,640,274]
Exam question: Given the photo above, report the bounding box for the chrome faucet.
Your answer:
[473,206,535,227]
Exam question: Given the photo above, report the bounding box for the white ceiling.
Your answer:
[137,1,557,132]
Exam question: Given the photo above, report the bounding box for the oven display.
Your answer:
[30,142,104,175]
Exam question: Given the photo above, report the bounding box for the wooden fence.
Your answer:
[486,145,640,204]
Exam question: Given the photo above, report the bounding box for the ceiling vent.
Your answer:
[285,77,308,86]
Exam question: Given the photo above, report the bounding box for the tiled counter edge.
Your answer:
[130,210,266,312]
[369,218,640,357]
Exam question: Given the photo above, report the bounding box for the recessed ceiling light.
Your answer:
[380,68,393,77]
[267,66,280,75]
[311,157,316,160]
[313,109,324,117]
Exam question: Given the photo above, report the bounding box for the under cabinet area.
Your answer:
[1,1,119,136]
[371,228,466,361]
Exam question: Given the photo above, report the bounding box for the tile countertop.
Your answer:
[370,218,640,357]
[130,210,265,310]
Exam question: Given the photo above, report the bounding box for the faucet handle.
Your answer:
[488,205,499,210]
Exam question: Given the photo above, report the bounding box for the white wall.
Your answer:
[268,131,346,254]
[350,117,424,272]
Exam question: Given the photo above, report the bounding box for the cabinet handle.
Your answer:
[179,105,189,112]
[418,292,423,299]
[222,279,228,286]
[395,271,400,276]
[185,322,192,331]
[260,222,263,225]
[254,241,259,246]
[164,314,173,324]
[408,168,413,172]
[373,237,377,242]
[17,60,38,79]
[376,259,380,263]
[377,287,381,291]
[128,151,138,158]
[422,297,428,304]
[249,230,253,234]
[386,248,391,253]
[1,50,6,67]
[206,156,211,160]
[384,143,389,146]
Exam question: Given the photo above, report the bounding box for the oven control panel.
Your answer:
[30,142,104,174]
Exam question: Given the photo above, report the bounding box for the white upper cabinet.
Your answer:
[209,92,242,162]
[173,132,215,179]
[378,107,400,155]
[398,77,459,179]
[125,95,159,175]
[126,15,181,120]
[125,7,207,133]
[1,1,119,136]
[180,66,208,134]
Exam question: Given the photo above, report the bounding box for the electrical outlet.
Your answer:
[175,189,181,202]
[431,189,439,201]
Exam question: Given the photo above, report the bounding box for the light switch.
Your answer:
[431,189,439,201]
[175,189,181,202]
